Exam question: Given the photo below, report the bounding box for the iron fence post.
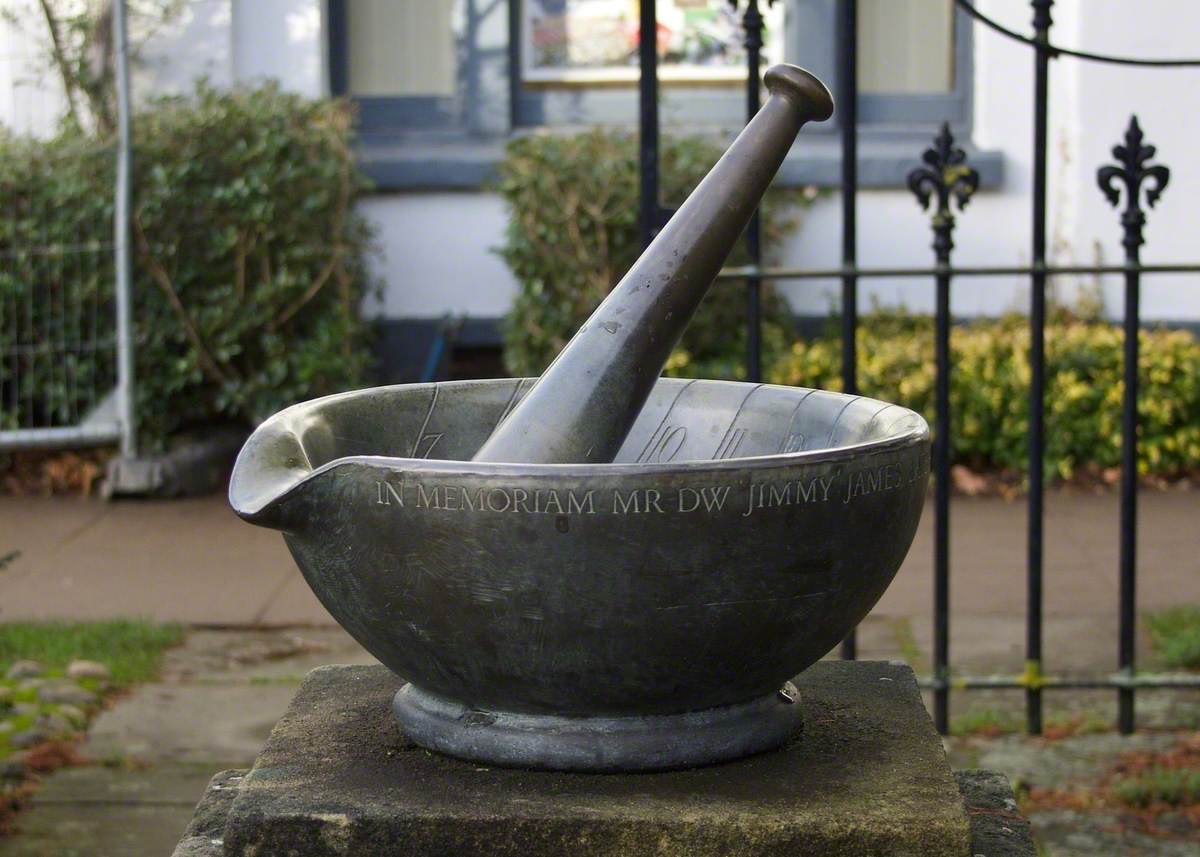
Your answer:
[736,0,767,382]
[838,0,859,661]
[1098,116,1169,735]
[908,124,979,735]
[113,0,136,458]
[638,0,659,251]
[1026,0,1053,736]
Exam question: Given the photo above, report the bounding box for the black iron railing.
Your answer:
[638,0,1200,735]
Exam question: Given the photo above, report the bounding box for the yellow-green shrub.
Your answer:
[770,311,1200,479]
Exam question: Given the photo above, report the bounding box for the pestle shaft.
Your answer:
[473,65,833,464]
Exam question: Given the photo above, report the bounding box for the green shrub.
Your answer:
[496,129,807,379]
[1146,606,1200,670]
[770,308,1200,480]
[0,82,375,450]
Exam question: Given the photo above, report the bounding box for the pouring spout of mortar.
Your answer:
[473,64,833,465]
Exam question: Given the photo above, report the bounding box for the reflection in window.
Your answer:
[522,0,784,84]
[858,0,955,94]
[347,0,456,97]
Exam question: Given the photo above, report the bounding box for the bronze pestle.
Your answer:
[473,64,833,465]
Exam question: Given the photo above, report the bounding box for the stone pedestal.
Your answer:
[172,662,1035,856]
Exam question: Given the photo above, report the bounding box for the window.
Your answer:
[858,0,955,95]
[521,0,785,85]
[513,0,788,129]
[348,2,456,97]
[853,0,970,127]
[329,0,985,187]
[328,0,462,131]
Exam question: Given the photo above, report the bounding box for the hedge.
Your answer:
[496,129,809,379]
[770,310,1200,479]
[0,83,375,450]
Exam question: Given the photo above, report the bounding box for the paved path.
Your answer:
[1,491,1196,629]
[0,629,377,857]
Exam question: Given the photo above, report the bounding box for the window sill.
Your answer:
[356,135,1004,194]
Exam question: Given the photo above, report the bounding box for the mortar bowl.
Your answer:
[229,378,929,771]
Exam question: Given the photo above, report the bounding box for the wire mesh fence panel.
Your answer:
[0,10,122,449]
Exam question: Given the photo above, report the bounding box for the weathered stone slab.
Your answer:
[955,770,1036,857]
[171,770,247,857]
[220,661,972,856]
[177,767,1033,857]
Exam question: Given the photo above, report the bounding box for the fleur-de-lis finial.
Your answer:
[906,123,980,262]
[1097,116,1170,259]
[728,0,776,51]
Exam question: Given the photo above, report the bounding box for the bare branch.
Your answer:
[133,215,236,388]
[36,0,84,130]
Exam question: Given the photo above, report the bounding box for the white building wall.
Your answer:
[136,0,233,94]
[0,10,68,138]
[1066,0,1200,321]
[232,0,324,97]
[360,194,519,320]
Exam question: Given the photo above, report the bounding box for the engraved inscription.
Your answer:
[742,475,835,517]
[406,483,598,515]
[376,480,404,507]
[678,486,731,513]
[613,488,664,514]
[372,455,928,519]
[842,462,903,504]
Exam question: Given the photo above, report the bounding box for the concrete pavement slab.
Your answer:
[875,490,1200,619]
[0,765,212,857]
[0,497,309,625]
[255,571,334,627]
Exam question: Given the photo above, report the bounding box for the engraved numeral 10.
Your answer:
[639,424,687,463]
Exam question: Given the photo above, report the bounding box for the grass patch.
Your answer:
[1112,766,1200,808]
[0,620,184,686]
[1145,605,1200,670]
[950,706,1023,737]
[1042,711,1110,740]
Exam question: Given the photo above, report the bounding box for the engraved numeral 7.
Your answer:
[414,433,443,459]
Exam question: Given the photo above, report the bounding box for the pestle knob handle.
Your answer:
[764,65,834,120]
[473,65,833,465]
